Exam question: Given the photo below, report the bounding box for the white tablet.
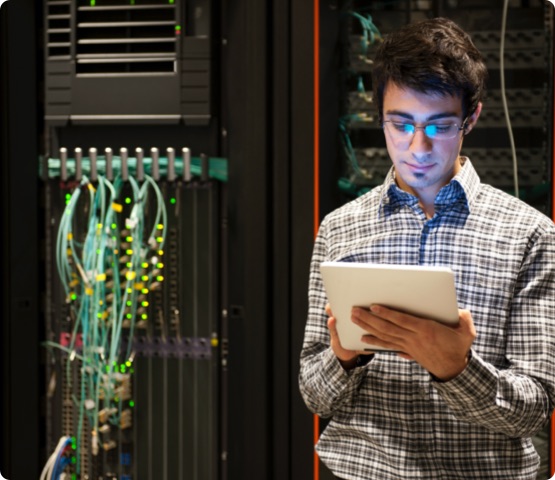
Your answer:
[320,261,459,352]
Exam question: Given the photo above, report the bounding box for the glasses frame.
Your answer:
[382,118,468,141]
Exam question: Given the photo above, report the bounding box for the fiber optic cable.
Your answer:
[47,164,168,467]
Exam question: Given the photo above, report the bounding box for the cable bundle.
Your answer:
[43,171,167,476]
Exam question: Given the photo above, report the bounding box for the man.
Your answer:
[299,17,555,479]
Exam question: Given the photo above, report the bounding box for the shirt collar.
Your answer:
[378,157,481,217]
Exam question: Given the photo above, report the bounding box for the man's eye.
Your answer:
[432,125,452,133]
[392,122,413,133]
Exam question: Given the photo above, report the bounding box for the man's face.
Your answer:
[382,82,480,202]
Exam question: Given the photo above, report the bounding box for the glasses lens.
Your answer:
[424,124,458,139]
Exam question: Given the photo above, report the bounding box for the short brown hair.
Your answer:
[372,17,488,122]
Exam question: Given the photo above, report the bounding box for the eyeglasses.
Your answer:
[382,120,467,140]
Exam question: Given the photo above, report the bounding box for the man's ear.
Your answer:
[464,102,482,134]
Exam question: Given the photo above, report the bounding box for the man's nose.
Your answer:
[409,129,433,156]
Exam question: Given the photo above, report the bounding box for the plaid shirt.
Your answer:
[299,159,555,480]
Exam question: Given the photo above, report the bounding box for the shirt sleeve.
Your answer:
[433,221,555,438]
[298,218,370,418]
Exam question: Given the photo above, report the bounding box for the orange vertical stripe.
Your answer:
[551,415,555,476]
[314,0,321,479]
[551,21,555,478]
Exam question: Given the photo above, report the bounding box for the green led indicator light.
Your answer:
[126,313,132,319]
[141,262,148,268]
[70,293,77,301]
[90,0,95,6]
[126,300,132,307]
[71,456,77,464]
[125,197,132,204]
[129,400,135,407]
[111,223,117,229]
[170,197,176,204]
[141,313,148,320]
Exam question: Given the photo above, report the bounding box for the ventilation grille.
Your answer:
[75,0,178,76]
[46,0,71,59]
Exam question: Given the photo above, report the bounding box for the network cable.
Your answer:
[44,169,168,475]
[500,0,520,198]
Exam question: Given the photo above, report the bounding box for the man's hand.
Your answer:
[351,306,476,381]
[326,304,373,370]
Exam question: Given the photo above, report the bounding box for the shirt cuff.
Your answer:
[431,349,498,414]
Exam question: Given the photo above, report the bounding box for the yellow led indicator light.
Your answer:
[127,287,132,294]
[126,271,136,281]
[97,223,103,229]
[141,313,148,320]
[96,273,106,281]
[156,236,163,243]
[156,275,164,282]
[126,236,133,242]
[141,262,148,269]
[141,301,149,308]
[125,361,132,367]
[157,262,164,269]
[126,249,133,255]
[85,287,93,296]
[211,337,219,347]
[112,203,123,213]
[157,224,164,230]
[158,250,164,256]
[67,248,72,256]
[67,233,73,240]
[141,275,149,282]
[141,288,149,294]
